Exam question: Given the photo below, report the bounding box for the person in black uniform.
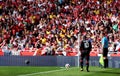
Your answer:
[80,35,92,72]
[101,32,109,68]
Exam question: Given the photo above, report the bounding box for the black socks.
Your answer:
[104,59,108,68]
[80,61,90,72]
[86,63,89,72]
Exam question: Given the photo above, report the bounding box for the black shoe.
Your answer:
[81,68,83,71]
[87,70,90,72]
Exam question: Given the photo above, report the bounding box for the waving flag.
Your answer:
[99,54,104,66]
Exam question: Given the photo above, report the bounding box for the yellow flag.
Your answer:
[99,54,104,66]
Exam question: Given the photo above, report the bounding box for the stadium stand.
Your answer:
[20,51,35,56]
[110,52,120,56]
[0,0,120,56]
[90,51,98,56]
[0,48,4,56]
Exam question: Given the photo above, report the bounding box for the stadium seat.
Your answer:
[66,52,77,56]
[110,53,120,56]
[56,51,63,56]
[0,48,4,56]
[20,51,35,56]
[0,51,4,56]
[90,51,98,56]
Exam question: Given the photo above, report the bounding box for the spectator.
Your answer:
[0,0,119,56]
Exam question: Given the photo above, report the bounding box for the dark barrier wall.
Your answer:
[90,56,120,68]
[56,56,78,66]
[0,56,120,68]
[0,56,57,66]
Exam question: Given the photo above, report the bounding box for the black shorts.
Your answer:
[80,50,90,61]
[103,48,108,57]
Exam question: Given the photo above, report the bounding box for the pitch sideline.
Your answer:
[18,67,75,76]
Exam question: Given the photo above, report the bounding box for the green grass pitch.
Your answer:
[0,66,120,76]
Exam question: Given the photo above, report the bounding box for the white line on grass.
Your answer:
[18,68,67,76]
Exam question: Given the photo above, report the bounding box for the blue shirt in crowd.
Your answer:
[102,36,108,48]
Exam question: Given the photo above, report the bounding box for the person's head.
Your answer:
[102,32,107,37]
[83,35,87,40]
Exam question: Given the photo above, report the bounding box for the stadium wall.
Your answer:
[0,56,120,68]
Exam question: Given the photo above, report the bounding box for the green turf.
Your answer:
[0,66,120,76]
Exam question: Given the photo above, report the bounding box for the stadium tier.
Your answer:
[0,0,120,56]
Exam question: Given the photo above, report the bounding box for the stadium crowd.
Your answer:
[0,0,120,56]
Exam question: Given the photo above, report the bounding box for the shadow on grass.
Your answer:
[97,71,120,75]
[91,69,120,75]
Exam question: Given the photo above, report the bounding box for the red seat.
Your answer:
[56,51,63,55]
[90,51,98,56]
[66,52,77,56]
[110,53,120,56]
[20,51,34,56]
[0,51,4,56]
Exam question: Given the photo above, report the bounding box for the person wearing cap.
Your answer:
[79,35,92,72]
